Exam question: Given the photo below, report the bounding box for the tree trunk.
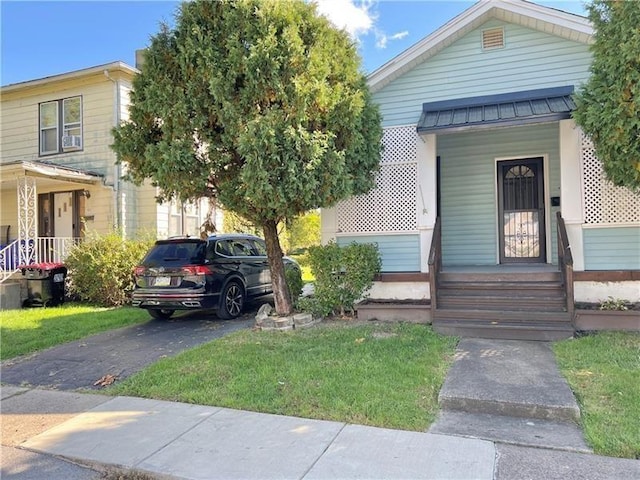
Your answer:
[263,219,293,316]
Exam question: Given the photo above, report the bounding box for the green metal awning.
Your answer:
[417,86,575,135]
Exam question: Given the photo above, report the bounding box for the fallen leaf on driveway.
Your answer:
[94,374,118,387]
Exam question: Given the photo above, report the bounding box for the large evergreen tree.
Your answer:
[112,0,382,315]
[573,0,640,191]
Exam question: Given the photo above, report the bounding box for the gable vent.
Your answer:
[482,27,505,50]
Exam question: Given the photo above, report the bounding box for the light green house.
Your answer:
[322,0,639,337]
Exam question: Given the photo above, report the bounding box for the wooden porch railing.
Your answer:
[556,212,574,322]
[428,217,442,310]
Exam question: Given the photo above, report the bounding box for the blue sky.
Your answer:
[1,0,587,87]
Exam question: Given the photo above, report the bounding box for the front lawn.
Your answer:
[0,304,151,360]
[553,331,640,459]
[109,322,458,431]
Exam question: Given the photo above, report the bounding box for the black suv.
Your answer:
[132,234,300,320]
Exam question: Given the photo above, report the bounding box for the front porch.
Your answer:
[359,264,574,341]
[425,212,574,341]
[0,161,104,308]
[0,236,80,309]
[0,236,80,280]
[430,267,572,341]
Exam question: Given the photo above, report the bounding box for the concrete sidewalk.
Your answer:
[2,387,495,480]
[3,387,639,480]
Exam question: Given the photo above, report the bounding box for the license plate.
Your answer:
[154,276,171,287]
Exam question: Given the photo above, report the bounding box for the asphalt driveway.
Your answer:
[0,301,264,391]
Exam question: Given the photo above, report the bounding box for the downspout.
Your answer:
[104,70,122,233]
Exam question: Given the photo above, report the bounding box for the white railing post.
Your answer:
[17,176,37,266]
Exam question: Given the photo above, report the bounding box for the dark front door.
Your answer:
[38,191,85,237]
[497,158,546,263]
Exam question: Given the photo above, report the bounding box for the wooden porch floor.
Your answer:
[442,264,560,273]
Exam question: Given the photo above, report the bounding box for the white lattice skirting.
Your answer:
[581,133,640,225]
[337,126,418,233]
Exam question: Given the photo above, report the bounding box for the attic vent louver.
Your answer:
[482,27,505,50]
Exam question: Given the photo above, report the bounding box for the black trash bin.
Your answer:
[20,262,67,307]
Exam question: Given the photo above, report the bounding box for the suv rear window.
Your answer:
[142,241,206,267]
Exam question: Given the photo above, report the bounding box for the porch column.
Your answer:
[416,133,437,273]
[17,176,37,265]
[559,119,585,271]
[320,206,337,245]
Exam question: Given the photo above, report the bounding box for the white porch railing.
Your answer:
[0,241,20,283]
[0,237,81,283]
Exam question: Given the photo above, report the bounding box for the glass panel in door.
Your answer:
[498,158,546,263]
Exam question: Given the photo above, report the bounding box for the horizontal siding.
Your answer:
[336,234,420,272]
[1,78,118,184]
[119,82,132,122]
[374,19,592,127]
[83,187,116,235]
[0,191,18,242]
[1,73,159,240]
[583,227,640,270]
[133,182,162,237]
[439,123,559,266]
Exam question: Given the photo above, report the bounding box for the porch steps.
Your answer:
[433,271,573,341]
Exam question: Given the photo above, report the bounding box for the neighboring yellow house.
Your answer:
[0,62,218,281]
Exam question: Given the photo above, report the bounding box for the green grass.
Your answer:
[300,265,314,283]
[553,331,640,459]
[0,304,151,360]
[110,322,458,431]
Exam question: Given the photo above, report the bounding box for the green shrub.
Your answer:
[599,296,630,311]
[65,231,155,307]
[285,264,304,309]
[303,241,381,316]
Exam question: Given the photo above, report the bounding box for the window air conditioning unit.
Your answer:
[62,135,82,150]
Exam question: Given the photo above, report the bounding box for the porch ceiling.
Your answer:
[0,161,104,189]
[417,86,575,135]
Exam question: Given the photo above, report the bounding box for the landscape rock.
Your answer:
[255,304,273,326]
[254,308,320,331]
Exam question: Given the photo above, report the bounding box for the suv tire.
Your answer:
[218,281,244,319]
[148,309,175,320]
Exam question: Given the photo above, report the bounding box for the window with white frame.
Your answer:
[169,200,201,237]
[39,96,82,156]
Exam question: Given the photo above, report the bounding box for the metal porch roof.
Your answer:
[416,86,575,135]
[0,161,104,186]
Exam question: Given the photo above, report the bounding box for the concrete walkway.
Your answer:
[2,338,639,480]
[430,338,590,452]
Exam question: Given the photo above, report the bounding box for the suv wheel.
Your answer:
[148,309,175,320]
[219,281,244,319]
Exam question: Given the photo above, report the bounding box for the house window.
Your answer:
[169,200,201,237]
[39,96,82,156]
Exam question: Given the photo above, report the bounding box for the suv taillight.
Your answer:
[133,266,147,287]
[181,266,209,275]
[182,265,208,287]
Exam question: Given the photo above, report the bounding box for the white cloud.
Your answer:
[390,31,409,41]
[375,30,409,49]
[314,0,376,38]
[314,0,409,50]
